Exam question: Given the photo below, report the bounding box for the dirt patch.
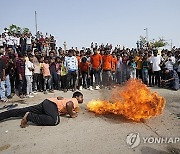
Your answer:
[0,144,11,152]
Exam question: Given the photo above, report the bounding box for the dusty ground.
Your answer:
[0,87,180,154]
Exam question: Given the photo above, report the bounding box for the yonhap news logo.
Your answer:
[126,132,180,148]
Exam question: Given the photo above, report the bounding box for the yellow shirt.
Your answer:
[135,56,142,70]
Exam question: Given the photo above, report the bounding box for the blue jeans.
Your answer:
[50,71,58,90]
[142,69,148,84]
[44,76,52,91]
[91,69,101,86]
[82,72,88,88]
[0,75,11,100]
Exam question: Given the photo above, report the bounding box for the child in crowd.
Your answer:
[39,56,44,92]
[60,57,67,92]
[42,57,51,94]
[56,57,62,90]
[25,54,34,98]
[79,57,90,90]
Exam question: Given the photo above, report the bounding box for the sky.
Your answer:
[1,0,180,49]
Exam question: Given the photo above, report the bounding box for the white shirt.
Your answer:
[26,37,31,45]
[15,37,20,46]
[6,35,14,46]
[150,55,161,71]
[64,56,78,71]
[0,37,4,46]
[165,56,175,70]
[25,61,34,76]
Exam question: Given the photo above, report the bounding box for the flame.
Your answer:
[87,79,166,121]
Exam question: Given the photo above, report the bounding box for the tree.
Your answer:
[9,24,20,33]
[152,38,168,48]
[22,28,30,34]
[8,24,30,34]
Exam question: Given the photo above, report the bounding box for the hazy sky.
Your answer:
[1,0,180,49]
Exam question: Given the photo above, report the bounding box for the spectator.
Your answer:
[90,49,102,90]
[150,50,161,87]
[128,56,136,79]
[25,54,34,98]
[32,49,41,93]
[20,34,26,54]
[102,50,113,88]
[60,57,67,92]
[142,56,149,85]
[79,57,90,90]
[42,57,51,94]
[161,68,179,90]
[56,56,62,90]
[111,52,118,84]
[16,53,26,98]
[0,50,7,102]
[164,51,175,71]
[64,50,78,92]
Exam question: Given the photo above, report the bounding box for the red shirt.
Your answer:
[79,62,89,72]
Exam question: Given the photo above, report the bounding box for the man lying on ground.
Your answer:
[0,91,83,128]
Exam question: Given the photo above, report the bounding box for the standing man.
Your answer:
[0,50,6,102]
[64,50,78,92]
[0,49,12,101]
[150,50,162,87]
[90,48,102,90]
[16,53,26,98]
[20,34,26,55]
[102,50,113,88]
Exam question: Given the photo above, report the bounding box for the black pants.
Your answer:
[154,71,161,86]
[33,73,40,91]
[18,76,26,95]
[66,71,77,89]
[10,74,16,93]
[61,75,67,89]
[0,99,60,126]
[136,69,142,79]
[148,70,153,86]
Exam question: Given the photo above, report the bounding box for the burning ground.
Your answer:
[87,79,166,121]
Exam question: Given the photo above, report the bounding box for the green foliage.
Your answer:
[153,39,168,48]
[22,28,30,34]
[8,24,30,34]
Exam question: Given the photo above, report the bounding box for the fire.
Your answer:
[87,79,166,121]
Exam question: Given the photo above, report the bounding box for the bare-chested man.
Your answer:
[0,91,83,128]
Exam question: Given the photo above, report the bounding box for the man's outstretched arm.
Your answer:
[66,101,77,118]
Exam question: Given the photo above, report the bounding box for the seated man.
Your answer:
[161,68,179,91]
[0,91,83,128]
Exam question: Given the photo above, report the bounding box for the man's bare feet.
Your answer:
[20,112,29,128]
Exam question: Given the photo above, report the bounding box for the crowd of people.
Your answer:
[0,29,180,102]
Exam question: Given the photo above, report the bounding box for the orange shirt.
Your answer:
[102,54,113,70]
[79,62,89,72]
[42,63,50,77]
[48,98,79,114]
[90,54,102,69]
[112,57,117,72]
